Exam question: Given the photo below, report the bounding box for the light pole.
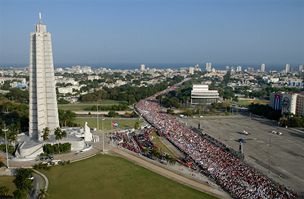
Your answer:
[2,124,9,168]
[102,116,105,152]
[96,104,99,131]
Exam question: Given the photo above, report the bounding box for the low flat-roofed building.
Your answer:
[191,84,219,104]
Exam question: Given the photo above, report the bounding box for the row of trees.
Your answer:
[42,127,67,141]
[43,143,71,154]
[0,168,47,199]
[279,115,304,128]
[157,81,192,108]
[248,104,282,121]
[248,103,304,127]
[80,76,184,104]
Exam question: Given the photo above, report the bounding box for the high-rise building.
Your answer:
[285,64,291,73]
[188,67,194,75]
[194,64,201,72]
[29,13,59,141]
[205,62,212,72]
[260,64,266,72]
[236,66,242,72]
[299,65,303,72]
[140,64,145,72]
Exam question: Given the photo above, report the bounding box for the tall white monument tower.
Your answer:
[29,13,59,141]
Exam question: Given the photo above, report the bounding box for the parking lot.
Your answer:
[180,115,304,193]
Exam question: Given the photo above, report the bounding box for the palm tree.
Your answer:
[42,127,50,141]
[54,127,63,141]
[54,128,67,141]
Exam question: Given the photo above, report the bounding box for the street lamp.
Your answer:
[2,124,9,168]
[101,117,105,152]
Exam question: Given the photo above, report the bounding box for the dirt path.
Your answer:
[111,148,231,199]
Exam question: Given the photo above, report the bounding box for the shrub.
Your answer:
[43,143,71,155]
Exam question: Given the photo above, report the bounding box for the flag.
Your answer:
[112,121,119,128]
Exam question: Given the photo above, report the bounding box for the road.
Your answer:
[30,171,46,199]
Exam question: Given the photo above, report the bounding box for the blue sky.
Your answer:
[0,0,303,66]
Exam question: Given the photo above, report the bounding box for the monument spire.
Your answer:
[30,13,59,140]
[38,12,42,24]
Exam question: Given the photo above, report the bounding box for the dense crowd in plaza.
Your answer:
[134,88,297,199]
[109,131,141,153]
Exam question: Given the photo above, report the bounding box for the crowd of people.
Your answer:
[134,88,297,199]
[109,131,140,154]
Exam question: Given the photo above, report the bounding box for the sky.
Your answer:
[0,0,303,67]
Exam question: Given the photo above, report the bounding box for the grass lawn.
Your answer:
[42,155,217,199]
[150,131,178,158]
[75,117,141,130]
[237,99,269,107]
[0,176,16,195]
[58,100,125,111]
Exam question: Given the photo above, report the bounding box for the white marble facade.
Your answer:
[29,16,59,141]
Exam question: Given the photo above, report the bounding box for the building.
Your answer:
[285,64,291,73]
[29,13,59,141]
[140,64,145,72]
[296,94,304,116]
[205,62,212,72]
[189,67,194,75]
[281,93,298,115]
[194,64,201,72]
[299,65,304,72]
[260,64,266,72]
[269,92,283,110]
[236,66,242,72]
[191,84,219,105]
[269,92,304,116]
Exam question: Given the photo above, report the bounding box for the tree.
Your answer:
[38,188,48,199]
[42,127,50,141]
[107,110,118,117]
[167,109,174,114]
[54,127,65,141]
[58,110,76,127]
[0,186,9,196]
[13,168,33,199]
[13,189,28,199]
[134,121,140,129]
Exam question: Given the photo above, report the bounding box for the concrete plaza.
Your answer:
[180,115,304,193]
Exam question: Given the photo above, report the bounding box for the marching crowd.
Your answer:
[110,131,140,153]
[135,92,297,199]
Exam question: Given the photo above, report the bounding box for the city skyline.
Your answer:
[0,0,303,65]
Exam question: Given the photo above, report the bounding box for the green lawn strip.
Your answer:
[150,131,177,158]
[42,155,217,199]
[0,176,16,195]
[58,100,125,111]
[236,99,269,107]
[75,117,141,130]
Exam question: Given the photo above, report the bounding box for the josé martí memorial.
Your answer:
[13,13,97,160]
